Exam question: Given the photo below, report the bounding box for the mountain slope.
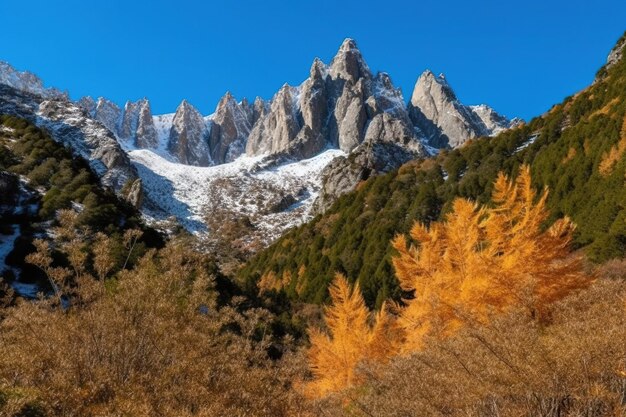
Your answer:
[0,115,162,297]
[239,32,626,308]
[0,84,140,198]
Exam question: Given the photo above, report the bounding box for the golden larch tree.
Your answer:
[305,274,400,398]
[392,165,590,351]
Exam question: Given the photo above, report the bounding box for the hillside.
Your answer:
[0,115,162,297]
[239,32,626,308]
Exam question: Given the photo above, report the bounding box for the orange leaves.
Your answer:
[305,274,400,398]
[394,165,589,352]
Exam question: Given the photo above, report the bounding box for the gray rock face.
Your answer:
[470,104,523,136]
[408,70,518,149]
[313,139,423,213]
[209,92,254,164]
[606,33,626,70]
[595,32,626,84]
[313,110,426,214]
[93,98,122,137]
[246,84,303,156]
[328,38,370,83]
[118,99,158,148]
[77,96,96,114]
[85,97,158,149]
[135,100,158,148]
[124,178,143,207]
[168,100,211,166]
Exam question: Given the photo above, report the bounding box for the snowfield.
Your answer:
[128,147,345,244]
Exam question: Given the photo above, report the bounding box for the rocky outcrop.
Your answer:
[77,96,96,114]
[408,70,519,149]
[313,138,423,213]
[135,100,158,148]
[168,100,211,166]
[245,38,423,163]
[119,99,158,148]
[607,34,626,68]
[246,84,303,156]
[123,178,143,207]
[93,97,122,137]
[209,92,254,164]
[596,32,626,83]
[470,104,522,136]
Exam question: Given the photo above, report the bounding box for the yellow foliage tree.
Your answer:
[305,274,400,398]
[392,165,590,351]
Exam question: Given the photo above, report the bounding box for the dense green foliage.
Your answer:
[0,115,163,285]
[240,33,626,308]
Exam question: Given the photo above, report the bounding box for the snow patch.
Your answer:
[129,147,345,243]
[515,134,539,153]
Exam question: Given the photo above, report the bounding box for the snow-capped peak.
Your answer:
[0,61,67,99]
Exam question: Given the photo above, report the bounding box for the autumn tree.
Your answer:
[305,274,400,398]
[392,165,590,351]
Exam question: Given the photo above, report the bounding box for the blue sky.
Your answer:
[1,0,624,121]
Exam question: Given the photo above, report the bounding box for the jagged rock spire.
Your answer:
[408,70,517,148]
[168,99,211,166]
[209,91,254,164]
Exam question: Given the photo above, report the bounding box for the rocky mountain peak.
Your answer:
[77,96,96,115]
[607,33,626,68]
[209,92,253,164]
[309,58,328,80]
[246,84,302,156]
[168,99,211,166]
[412,70,458,104]
[93,97,122,136]
[408,71,517,149]
[103,98,159,149]
[0,61,67,99]
[329,38,371,82]
[134,99,158,148]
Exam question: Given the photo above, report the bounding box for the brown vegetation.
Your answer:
[0,212,309,417]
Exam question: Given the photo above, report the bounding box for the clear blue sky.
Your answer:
[1,0,624,121]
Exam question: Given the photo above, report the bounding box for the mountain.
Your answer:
[408,70,521,148]
[209,93,257,164]
[114,39,516,236]
[239,32,626,307]
[0,40,518,257]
